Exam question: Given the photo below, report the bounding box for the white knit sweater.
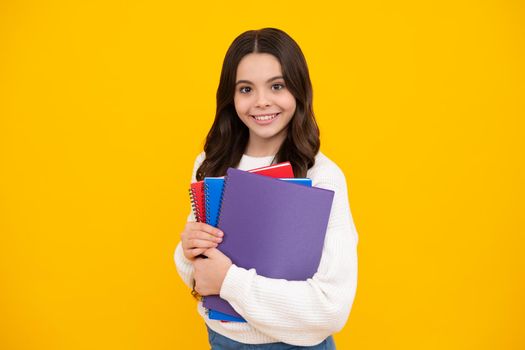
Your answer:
[174,151,358,346]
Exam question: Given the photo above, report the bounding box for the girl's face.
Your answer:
[234,53,296,152]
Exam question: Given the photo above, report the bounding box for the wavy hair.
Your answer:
[196,28,320,180]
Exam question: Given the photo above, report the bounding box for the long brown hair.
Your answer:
[196,28,320,180]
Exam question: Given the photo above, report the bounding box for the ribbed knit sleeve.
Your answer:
[216,157,359,346]
[174,152,205,289]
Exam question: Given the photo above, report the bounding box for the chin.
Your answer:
[254,128,287,140]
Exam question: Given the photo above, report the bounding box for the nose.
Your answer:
[255,90,271,108]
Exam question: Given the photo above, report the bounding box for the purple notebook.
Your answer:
[203,168,335,319]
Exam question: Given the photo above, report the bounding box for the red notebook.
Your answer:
[247,161,294,178]
[188,161,294,222]
[189,181,206,222]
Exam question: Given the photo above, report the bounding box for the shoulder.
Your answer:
[193,151,206,168]
[189,151,206,182]
[307,151,347,190]
[308,151,345,180]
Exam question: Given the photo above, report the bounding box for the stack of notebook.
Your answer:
[188,162,334,322]
[189,162,295,226]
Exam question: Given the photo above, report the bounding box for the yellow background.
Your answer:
[1,0,524,349]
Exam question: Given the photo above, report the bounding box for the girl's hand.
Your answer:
[193,248,233,296]
[181,222,224,260]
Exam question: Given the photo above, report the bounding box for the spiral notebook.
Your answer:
[204,176,311,322]
[189,181,206,222]
[202,168,335,319]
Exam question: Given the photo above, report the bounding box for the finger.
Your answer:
[191,248,207,258]
[203,247,224,259]
[192,231,223,243]
[193,223,224,238]
[188,238,219,249]
[194,284,208,296]
[183,235,216,252]
[182,234,201,249]
[184,230,222,245]
[184,221,197,232]
[182,230,220,248]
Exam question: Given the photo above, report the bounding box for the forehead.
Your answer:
[236,53,282,80]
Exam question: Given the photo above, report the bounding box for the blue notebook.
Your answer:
[208,309,246,322]
[203,176,312,322]
[204,177,225,227]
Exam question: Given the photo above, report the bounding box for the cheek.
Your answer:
[289,100,297,114]
[234,96,249,115]
[282,97,296,123]
[278,92,297,112]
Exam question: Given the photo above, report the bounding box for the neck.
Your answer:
[244,132,286,157]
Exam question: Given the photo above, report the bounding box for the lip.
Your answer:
[251,112,280,117]
[250,112,280,125]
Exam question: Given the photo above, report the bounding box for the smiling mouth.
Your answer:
[251,113,280,121]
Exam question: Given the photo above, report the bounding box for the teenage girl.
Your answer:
[174,28,358,349]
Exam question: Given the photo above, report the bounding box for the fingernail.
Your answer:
[218,231,224,237]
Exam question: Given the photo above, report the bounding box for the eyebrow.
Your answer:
[235,76,284,86]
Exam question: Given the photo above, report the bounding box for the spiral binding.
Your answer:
[189,186,204,222]
[204,182,210,224]
[216,176,229,228]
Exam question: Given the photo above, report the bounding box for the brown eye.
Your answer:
[272,83,285,91]
[239,86,251,94]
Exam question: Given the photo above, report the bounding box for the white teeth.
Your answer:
[253,113,278,121]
